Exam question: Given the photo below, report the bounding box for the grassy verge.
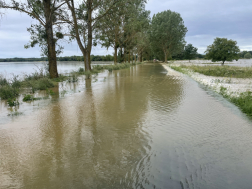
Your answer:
[169,64,252,117]
[220,87,252,117]
[177,65,252,78]
[0,62,143,106]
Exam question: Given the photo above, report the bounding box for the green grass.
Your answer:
[179,65,252,78]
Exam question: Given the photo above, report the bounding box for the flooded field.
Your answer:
[1,64,252,188]
[173,59,252,67]
[0,61,113,78]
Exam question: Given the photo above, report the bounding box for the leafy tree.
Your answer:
[184,44,198,62]
[150,10,187,62]
[0,0,67,78]
[205,37,240,65]
[61,0,123,71]
[244,52,251,59]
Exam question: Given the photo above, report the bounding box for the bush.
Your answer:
[23,94,34,101]
[244,52,251,59]
[0,76,8,86]
[78,67,84,73]
[0,85,19,99]
[11,75,21,89]
[7,98,19,107]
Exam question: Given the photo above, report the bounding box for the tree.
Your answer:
[184,44,197,62]
[61,0,123,71]
[150,10,187,62]
[0,0,66,78]
[205,37,240,65]
[244,52,251,59]
[96,0,149,64]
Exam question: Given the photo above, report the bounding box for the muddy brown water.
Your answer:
[1,64,252,188]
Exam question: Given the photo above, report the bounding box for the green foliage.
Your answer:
[7,98,19,107]
[0,76,8,86]
[205,37,240,64]
[25,77,54,93]
[11,75,21,89]
[0,85,19,99]
[184,44,198,61]
[23,94,34,101]
[46,89,55,95]
[78,67,84,73]
[150,10,187,62]
[68,74,78,82]
[230,92,252,116]
[180,65,252,78]
[244,52,251,59]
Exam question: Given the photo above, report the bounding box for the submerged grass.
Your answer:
[178,65,252,78]
[0,62,143,102]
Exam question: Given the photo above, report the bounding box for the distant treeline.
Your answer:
[171,53,205,60]
[0,55,114,62]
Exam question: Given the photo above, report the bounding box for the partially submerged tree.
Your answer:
[205,37,240,65]
[0,0,66,78]
[150,10,187,62]
[60,0,124,70]
[96,0,149,64]
[184,43,198,62]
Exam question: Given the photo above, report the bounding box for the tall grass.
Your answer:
[179,65,252,78]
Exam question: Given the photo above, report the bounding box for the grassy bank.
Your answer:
[0,62,143,106]
[169,64,252,118]
[177,65,252,78]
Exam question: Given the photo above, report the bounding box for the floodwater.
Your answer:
[0,61,113,78]
[1,64,252,188]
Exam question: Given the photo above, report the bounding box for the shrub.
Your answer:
[78,67,84,73]
[0,76,8,86]
[244,52,251,59]
[23,94,34,101]
[7,98,19,107]
[0,85,19,99]
[11,75,21,89]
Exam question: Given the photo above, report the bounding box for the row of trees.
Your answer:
[0,0,153,78]
[0,55,114,62]
[1,0,194,78]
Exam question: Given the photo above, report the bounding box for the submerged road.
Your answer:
[1,63,252,188]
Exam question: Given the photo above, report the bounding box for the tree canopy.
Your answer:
[205,37,240,65]
[184,44,198,62]
[244,52,251,59]
[150,10,187,62]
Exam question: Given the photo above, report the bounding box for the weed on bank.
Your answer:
[178,65,252,78]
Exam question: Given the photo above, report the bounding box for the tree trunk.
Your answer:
[86,0,92,71]
[114,45,117,65]
[43,0,58,78]
[222,61,225,66]
[131,51,133,63]
[128,53,130,63]
[164,51,167,63]
[67,0,90,71]
[140,52,143,62]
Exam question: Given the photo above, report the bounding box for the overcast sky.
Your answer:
[0,0,252,58]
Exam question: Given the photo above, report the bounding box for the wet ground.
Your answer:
[1,64,252,188]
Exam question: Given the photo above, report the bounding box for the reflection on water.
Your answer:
[1,64,252,188]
